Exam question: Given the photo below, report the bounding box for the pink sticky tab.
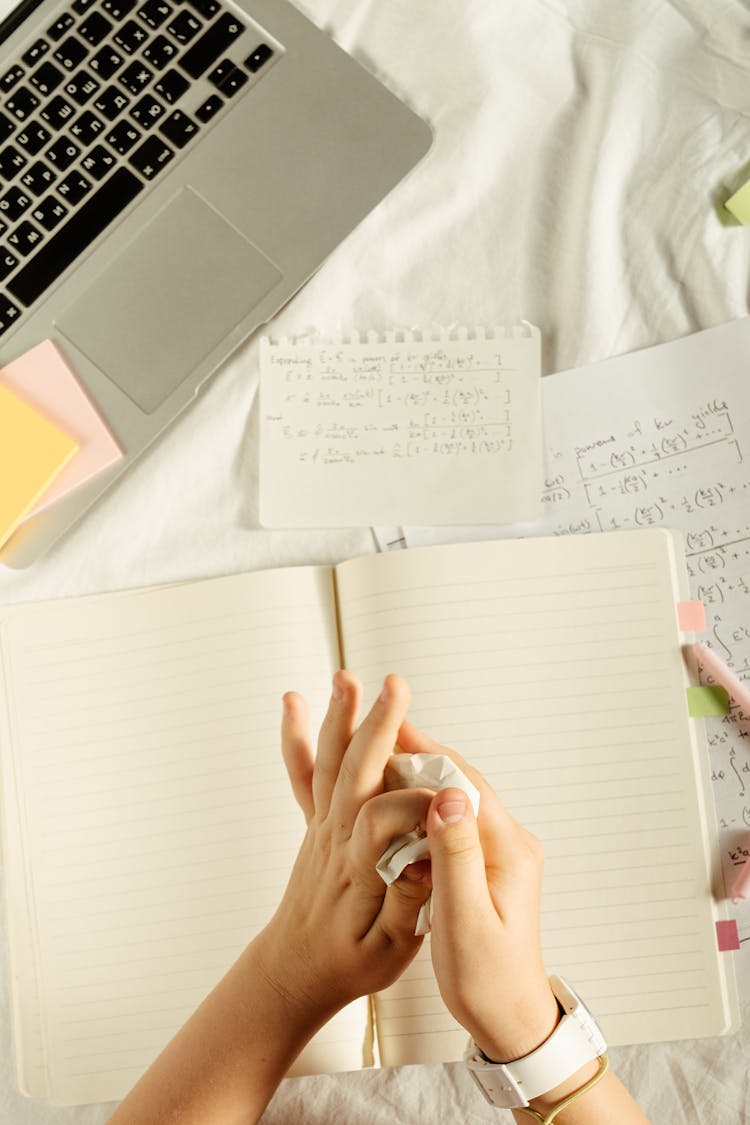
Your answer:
[715,920,741,951]
[677,600,706,632]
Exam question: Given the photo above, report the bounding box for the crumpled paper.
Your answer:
[375,752,480,935]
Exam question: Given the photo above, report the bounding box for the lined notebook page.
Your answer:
[334,530,732,1064]
[0,565,367,1106]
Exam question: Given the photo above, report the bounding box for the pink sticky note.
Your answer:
[715,920,741,951]
[0,340,123,518]
[677,600,706,632]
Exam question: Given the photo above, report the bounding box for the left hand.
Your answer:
[254,671,433,1022]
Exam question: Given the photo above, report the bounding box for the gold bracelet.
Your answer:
[514,1053,610,1124]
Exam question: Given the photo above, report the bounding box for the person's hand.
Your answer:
[397,720,560,1064]
[254,671,434,1024]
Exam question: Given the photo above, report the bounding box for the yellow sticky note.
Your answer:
[725,180,750,224]
[0,383,78,549]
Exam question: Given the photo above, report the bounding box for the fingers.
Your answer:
[329,675,411,833]
[425,788,495,928]
[280,692,315,822]
[312,671,363,819]
[349,787,435,884]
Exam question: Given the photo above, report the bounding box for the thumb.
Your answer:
[426,788,492,924]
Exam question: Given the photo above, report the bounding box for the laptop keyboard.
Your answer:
[0,0,277,335]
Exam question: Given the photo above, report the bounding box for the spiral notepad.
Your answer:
[259,325,542,527]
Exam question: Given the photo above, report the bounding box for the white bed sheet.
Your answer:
[1,0,749,1120]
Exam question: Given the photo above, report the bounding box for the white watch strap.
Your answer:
[464,975,607,1109]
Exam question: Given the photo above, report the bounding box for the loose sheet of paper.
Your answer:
[259,327,542,527]
[405,317,750,989]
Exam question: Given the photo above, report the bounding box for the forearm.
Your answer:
[107,934,329,1125]
[511,1061,651,1125]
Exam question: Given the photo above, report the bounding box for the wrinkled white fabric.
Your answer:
[1,1,748,1121]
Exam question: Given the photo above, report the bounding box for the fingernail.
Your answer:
[379,678,390,703]
[436,797,466,825]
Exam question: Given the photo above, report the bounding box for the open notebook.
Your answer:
[0,530,738,1105]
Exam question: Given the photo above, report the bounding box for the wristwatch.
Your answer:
[464,975,607,1110]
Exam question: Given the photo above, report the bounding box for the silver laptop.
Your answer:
[0,0,431,567]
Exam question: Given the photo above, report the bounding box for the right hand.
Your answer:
[397,720,560,1063]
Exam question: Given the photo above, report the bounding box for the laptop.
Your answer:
[0,0,432,567]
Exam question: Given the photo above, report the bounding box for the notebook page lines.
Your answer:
[335,532,724,1058]
[3,566,339,1103]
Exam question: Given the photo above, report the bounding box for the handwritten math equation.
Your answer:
[537,394,750,883]
[268,346,516,464]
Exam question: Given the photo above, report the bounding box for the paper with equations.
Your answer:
[259,326,541,527]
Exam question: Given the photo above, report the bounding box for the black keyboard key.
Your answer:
[0,111,15,141]
[119,60,153,93]
[16,121,52,154]
[128,133,172,179]
[8,219,42,256]
[45,138,81,170]
[166,10,201,43]
[153,67,187,104]
[207,58,233,87]
[103,0,137,16]
[137,0,172,28]
[0,146,26,178]
[6,86,40,121]
[179,13,245,79]
[144,33,178,69]
[94,85,130,120]
[186,0,218,17]
[114,19,150,54]
[31,194,68,231]
[73,0,98,13]
[20,160,56,194]
[41,95,75,129]
[0,297,21,335]
[57,169,92,203]
[195,93,222,123]
[30,60,64,95]
[64,70,101,105]
[0,249,18,281]
[158,108,197,148]
[22,40,49,67]
[54,37,89,71]
[8,166,143,306]
[70,109,105,145]
[80,144,116,179]
[130,93,164,127]
[0,185,33,221]
[216,65,246,96]
[106,118,141,154]
[47,13,75,41]
[1,65,24,93]
[79,12,114,46]
[245,43,273,73]
[90,46,124,80]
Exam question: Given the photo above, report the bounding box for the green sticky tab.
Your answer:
[725,180,750,223]
[687,685,730,716]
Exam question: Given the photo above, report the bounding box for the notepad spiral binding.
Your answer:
[262,323,537,347]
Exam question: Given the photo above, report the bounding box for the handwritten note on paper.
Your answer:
[405,317,750,982]
[259,327,541,527]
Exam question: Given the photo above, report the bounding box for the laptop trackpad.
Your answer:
[56,188,283,414]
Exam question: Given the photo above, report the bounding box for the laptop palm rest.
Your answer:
[56,188,283,415]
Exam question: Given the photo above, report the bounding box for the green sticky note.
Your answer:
[725,180,750,224]
[686,685,730,716]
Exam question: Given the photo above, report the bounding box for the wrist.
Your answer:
[246,931,339,1040]
[474,984,561,1064]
